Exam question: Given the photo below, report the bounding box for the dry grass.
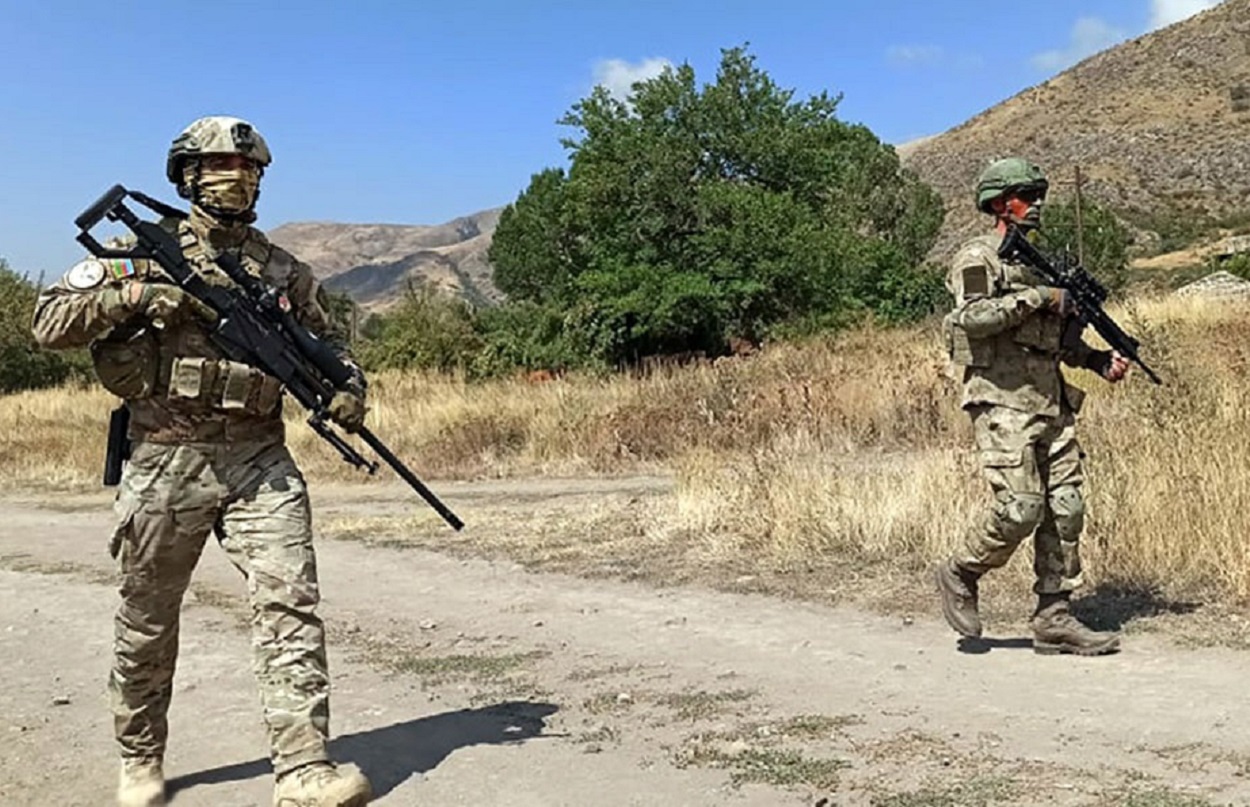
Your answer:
[6,295,1250,607]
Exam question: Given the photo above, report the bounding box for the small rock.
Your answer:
[418,620,437,631]
[615,692,633,705]
[902,616,914,626]
[533,620,544,628]
[582,743,603,754]
[51,696,71,707]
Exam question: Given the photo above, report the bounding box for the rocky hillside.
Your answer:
[902,0,1250,259]
[268,208,504,310]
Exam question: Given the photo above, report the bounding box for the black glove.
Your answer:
[1084,350,1114,377]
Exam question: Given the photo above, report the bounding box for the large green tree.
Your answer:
[489,46,944,365]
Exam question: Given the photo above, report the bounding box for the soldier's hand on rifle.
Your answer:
[328,387,367,433]
[1041,286,1076,317]
[1087,350,1130,383]
[125,282,217,324]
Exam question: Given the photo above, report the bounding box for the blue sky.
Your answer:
[0,0,1224,276]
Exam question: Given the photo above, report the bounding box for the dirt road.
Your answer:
[2,480,1247,806]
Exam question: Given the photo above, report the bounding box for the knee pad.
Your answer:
[1048,484,1085,539]
[993,491,1046,542]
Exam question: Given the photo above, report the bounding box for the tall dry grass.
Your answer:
[4,296,1250,602]
[661,295,1250,603]
[0,324,963,488]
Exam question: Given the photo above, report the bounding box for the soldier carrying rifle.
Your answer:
[935,157,1140,657]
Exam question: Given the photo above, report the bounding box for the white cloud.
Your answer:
[1149,0,1222,30]
[886,45,945,67]
[1030,16,1128,72]
[885,45,984,70]
[593,57,673,102]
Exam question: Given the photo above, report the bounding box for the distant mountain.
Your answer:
[901,0,1250,258]
[267,207,505,310]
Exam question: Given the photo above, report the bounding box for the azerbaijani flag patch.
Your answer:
[106,259,135,280]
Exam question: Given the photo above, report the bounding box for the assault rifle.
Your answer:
[998,225,1162,385]
[77,184,465,530]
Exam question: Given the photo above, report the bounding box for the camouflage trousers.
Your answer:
[108,439,330,776]
[955,404,1086,594]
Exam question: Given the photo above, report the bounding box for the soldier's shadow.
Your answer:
[166,699,560,800]
[1069,583,1202,631]
[955,636,1034,654]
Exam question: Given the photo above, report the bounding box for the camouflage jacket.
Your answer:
[943,233,1095,417]
[31,212,359,443]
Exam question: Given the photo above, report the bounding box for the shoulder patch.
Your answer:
[65,260,107,290]
[961,266,991,297]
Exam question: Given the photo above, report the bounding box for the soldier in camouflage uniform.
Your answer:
[935,157,1129,657]
[31,117,373,806]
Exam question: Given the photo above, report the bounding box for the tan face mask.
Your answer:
[196,167,260,213]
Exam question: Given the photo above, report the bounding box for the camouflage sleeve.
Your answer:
[30,259,135,350]
[282,250,366,392]
[946,242,1047,339]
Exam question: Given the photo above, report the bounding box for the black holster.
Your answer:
[103,404,132,487]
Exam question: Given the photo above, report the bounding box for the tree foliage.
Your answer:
[0,261,88,393]
[1041,196,1133,291]
[488,46,944,366]
[356,283,483,374]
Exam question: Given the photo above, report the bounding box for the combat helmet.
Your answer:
[166,115,272,195]
[975,157,1048,213]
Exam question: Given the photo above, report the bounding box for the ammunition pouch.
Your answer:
[167,356,283,416]
[1012,310,1064,354]
[943,313,993,368]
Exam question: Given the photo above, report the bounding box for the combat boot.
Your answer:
[273,761,372,807]
[934,558,982,637]
[117,756,164,807]
[1031,593,1120,656]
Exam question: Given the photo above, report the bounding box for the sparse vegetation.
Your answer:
[656,688,757,721]
[1107,787,1223,807]
[673,741,849,789]
[872,776,1018,807]
[367,644,550,686]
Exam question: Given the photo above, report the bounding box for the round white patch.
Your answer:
[66,260,107,290]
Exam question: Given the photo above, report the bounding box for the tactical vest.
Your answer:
[943,234,1079,417]
[91,221,289,442]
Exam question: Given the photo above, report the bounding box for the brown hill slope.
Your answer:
[267,207,504,310]
[902,0,1250,259]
